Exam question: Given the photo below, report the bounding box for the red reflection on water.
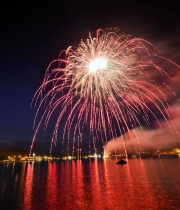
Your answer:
[45,161,58,209]
[60,160,77,207]
[71,160,85,208]
[21,162,34,210]
[19,159,180,209]
[144,158,180,208]
[138,159,158,208]
[87,159,101,207]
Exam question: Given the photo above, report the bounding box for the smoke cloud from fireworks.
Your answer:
[104,102,180,154]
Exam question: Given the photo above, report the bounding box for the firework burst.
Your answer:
[30,28,179,155]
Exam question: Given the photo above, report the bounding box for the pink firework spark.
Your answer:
[30,28,180,156]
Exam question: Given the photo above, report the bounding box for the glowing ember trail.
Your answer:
[30,28,180,156]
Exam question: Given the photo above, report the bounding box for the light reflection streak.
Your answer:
[46,161,58,208]
[138,159,158,208]
[21,162,34,210]
[72,160,85,208]
[17,162,26,202]
[0,163,6,198]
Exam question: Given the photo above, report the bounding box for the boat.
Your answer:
[116,159,127,164]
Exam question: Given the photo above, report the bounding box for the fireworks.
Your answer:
[30,28,179,155]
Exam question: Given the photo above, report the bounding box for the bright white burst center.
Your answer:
[88,57,107,73]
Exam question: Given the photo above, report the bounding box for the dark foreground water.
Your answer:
[0,158,180,210]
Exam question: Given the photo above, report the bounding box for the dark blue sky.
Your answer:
[0,1,180,152]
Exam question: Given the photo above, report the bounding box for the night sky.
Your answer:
[1,1,180,152]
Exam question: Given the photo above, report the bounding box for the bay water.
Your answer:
[1,158,180,210]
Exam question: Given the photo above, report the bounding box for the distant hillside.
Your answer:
[0,148,29,156]
[0,140,104,156]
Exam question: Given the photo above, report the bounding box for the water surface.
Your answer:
[1,158,180,210]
